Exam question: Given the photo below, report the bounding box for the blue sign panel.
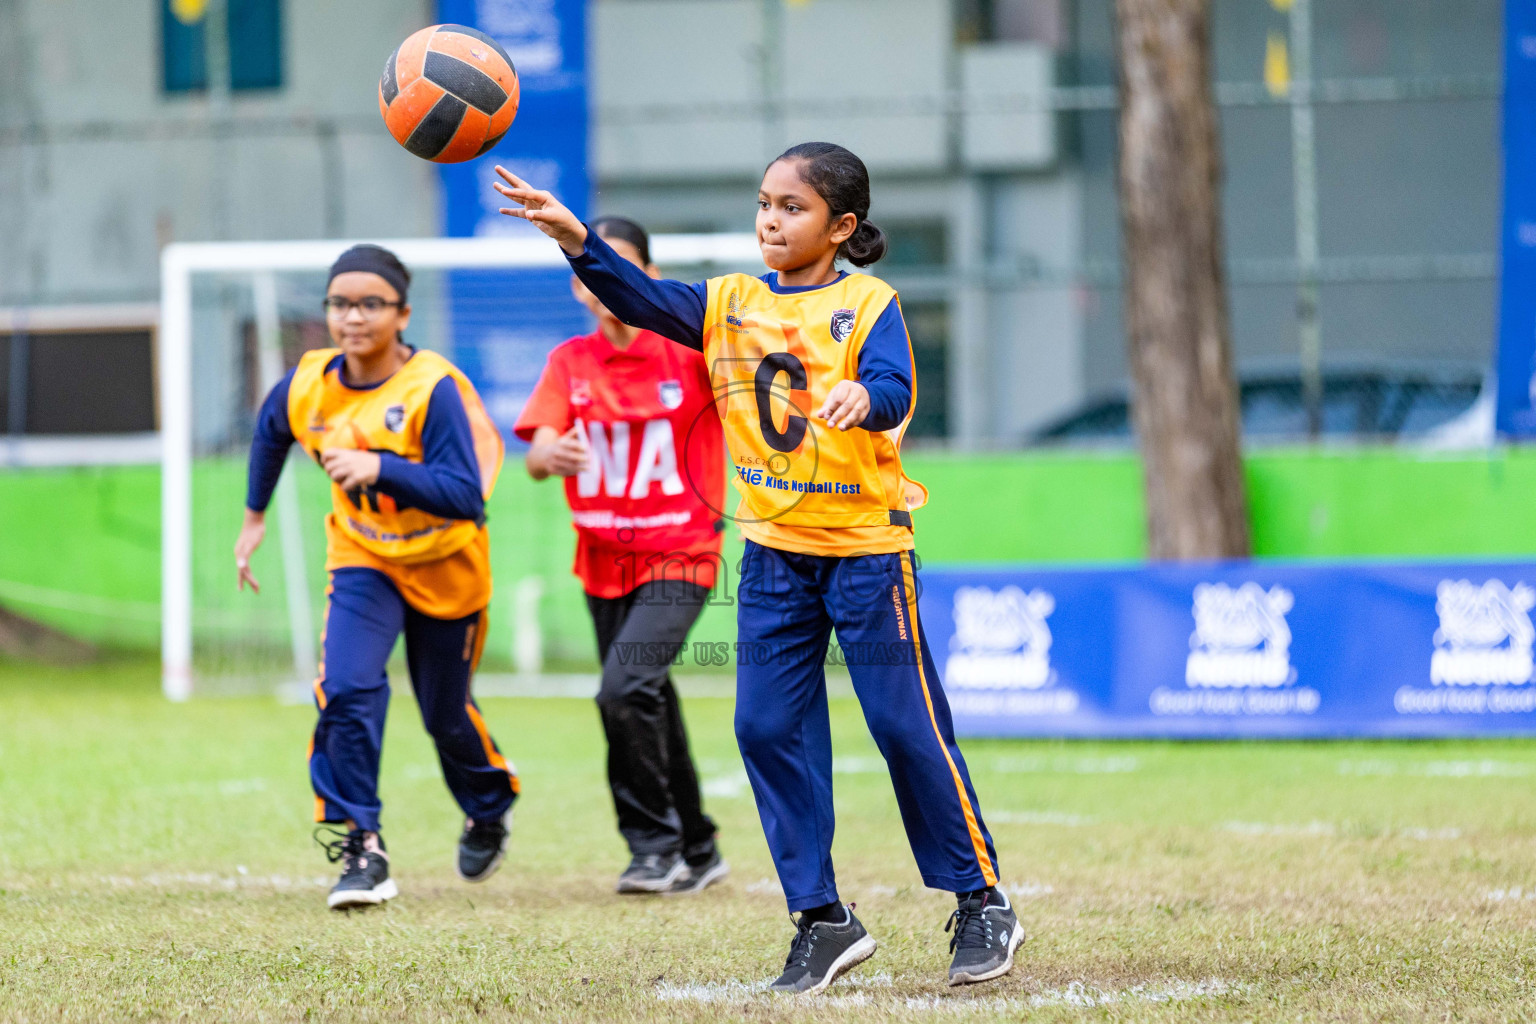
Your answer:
[1497,1,1536,436]
[917,561,1536,738]
[435,0,591,431]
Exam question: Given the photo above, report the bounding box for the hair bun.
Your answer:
[842,220,888,268]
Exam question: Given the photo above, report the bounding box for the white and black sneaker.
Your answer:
[946,888,1025,986]
[457,812,511,883]
[615,851,686,893]
[666,847,730,895]
[769,905,878,994]
[317,827,397,910]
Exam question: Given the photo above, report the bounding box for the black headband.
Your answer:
[592,216,652,266]
[328,245,409,304]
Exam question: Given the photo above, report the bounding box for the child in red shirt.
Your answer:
[514,217,729,894]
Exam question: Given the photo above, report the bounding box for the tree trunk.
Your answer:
[1115,0,1251,560]
[0,604,97,663]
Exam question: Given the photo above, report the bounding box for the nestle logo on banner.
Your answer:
[1185,583,1296,688]
[1431,580,1536,686]
[946,586,1055,690]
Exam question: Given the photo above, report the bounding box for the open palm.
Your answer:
[492,166,588,256]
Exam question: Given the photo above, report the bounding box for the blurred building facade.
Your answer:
[0,0,1504,445]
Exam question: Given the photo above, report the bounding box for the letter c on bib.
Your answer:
[754,352,808,454]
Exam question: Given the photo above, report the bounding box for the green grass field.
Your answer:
[4,658,1536,1022]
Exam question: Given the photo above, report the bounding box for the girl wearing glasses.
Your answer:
[235,244,519,910]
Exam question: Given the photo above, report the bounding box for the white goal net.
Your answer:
[159,232,760,699]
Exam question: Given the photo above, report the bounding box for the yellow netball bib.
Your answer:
[286,348,504,565]
[702,273,927,543]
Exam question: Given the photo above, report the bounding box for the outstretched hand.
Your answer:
[493,166,588,257]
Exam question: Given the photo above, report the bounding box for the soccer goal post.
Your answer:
[159,231,760,701]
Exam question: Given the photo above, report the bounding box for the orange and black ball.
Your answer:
[379,25,519,164]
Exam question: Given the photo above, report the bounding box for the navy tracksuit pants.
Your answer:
[734,540,1000,912]
[308,567,519,833]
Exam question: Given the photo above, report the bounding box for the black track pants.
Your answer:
[586,580,717,859]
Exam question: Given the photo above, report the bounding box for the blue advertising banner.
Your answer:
[916,561,1536,738]
[435,0,590,431]
[1496,1,1536,436]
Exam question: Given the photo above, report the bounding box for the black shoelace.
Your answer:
[784,915,820,970]
[946,899,992,954]
[314,826,365,866]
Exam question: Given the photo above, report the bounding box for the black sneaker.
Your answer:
[457,812,511,883]
[665,847,730,896]
[769,906,878,994]
[946,888,1025,986]
[616,852,685,893]
[316,827,397,910]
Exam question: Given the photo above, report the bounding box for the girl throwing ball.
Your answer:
[493,144,1020,993]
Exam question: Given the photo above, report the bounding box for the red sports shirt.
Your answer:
[514,330,727,598]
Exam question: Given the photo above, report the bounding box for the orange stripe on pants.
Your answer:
[464,609,519,793]
[308,585,334,822]
[465,701,520,795]
[900,551,998,886]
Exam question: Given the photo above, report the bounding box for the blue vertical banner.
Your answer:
[1497,1,1536,436]
[435,0,591,431]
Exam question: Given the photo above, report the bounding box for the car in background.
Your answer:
[1027,361,1488,447]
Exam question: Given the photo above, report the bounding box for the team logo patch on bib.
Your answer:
[830,308,857,343]
[384,404,406,433]
[570,379,593,408]
[657,380,684,410]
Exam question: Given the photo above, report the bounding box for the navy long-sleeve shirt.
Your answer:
[567,229,915,432]
[246,359,485,523]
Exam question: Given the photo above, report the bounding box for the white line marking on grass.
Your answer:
[1221,821,1461,841]
[653,973,897,1004]
[1338,759,1535,778]
[990,755,1140,775]
[833,756,887,774]
[989,811,1459,840]
[1396,826,1463,840]
[655,980,768,1003]
[102,872,330,890]
[658,977,1238,1011]
[1027,977,1239,1008]
[151,778,270,796]
[702,772,750,799]
[989,810,1096,827]
[1222,820,1337,837]
[1486,888,1536,902]
[743,877,1055,902]
[879,978,1240,1014]
[1422,760,1532,777]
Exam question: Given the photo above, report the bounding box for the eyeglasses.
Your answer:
[323,296,404,318]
